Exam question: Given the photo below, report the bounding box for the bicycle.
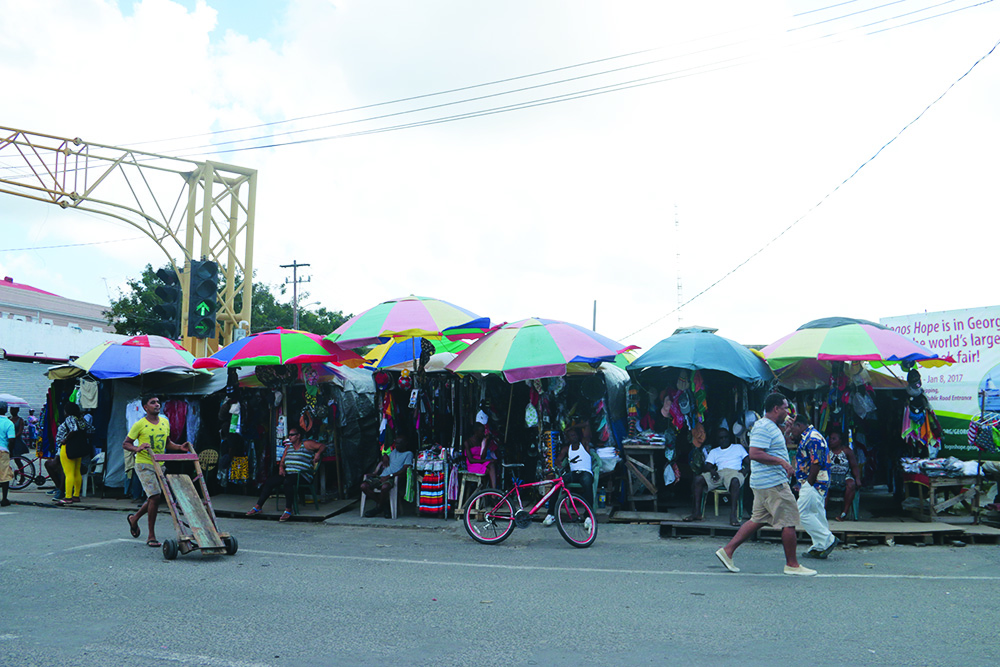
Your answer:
[463,465,597,548]
[7,453,37,491]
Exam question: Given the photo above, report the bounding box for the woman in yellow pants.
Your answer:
[56,404,94,505]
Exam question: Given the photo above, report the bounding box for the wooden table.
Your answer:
[623,445,659,511]
[904,474,981,523]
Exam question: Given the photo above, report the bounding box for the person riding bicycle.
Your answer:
[542,425,594,529]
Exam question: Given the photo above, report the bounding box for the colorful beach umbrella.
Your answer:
[364,336,469,370]
[71,335,203,379]
[445,318,638,382]
[761,317,954,369]
[0,393,30,409]
[326,296,490,348]
[235,362,349,388]
[628,331,773,385]
[194,328,365,369]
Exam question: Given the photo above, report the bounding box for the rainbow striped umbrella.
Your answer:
[445,318,638,382]
[193,328,365,369]
[364,336,469,370]
[71,335,201,379]
[762,317,954,369]
[326,296,490,348]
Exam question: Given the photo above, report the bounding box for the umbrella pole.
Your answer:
[503,383,513,446]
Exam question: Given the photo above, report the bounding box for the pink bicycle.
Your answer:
[463,467,597,548]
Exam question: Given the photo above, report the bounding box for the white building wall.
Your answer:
[0,318,129,361]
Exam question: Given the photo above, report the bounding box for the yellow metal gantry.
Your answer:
[0,126,256,354]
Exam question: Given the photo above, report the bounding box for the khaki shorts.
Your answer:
[134,463,163,497]
[0,451,12,483]
[750,482,800,529]
[702,469,745,491]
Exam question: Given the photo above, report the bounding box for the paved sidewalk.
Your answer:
[5,485,357,522]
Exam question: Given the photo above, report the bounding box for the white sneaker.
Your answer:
[584,517,593,531]
[542,514,555,526]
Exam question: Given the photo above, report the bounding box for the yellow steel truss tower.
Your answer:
[0,126,256,355]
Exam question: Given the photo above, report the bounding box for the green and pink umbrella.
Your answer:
[193,328,365,369]
[71,335,202,379]
[761,317,955,369]
[326,296,490,348]
[445,318,638,382]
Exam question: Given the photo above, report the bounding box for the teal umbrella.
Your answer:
[627,331,772,385]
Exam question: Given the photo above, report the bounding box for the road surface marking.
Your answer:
[83,645,271,667]
[244,548,1000,581]
[42,538,131,557]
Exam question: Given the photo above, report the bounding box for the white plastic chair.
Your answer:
[359,483,398,519]
[81,452,105,498]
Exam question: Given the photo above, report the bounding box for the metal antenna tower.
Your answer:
[675,204,683,327]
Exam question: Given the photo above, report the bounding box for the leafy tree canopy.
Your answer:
[105,264,350,338]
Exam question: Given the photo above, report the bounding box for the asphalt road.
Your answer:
[1,504,999,666]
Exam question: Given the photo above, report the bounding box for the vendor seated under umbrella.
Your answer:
[684,427,749,526]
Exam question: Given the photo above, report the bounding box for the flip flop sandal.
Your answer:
[127,514,140,538]
[146,539,161,548]
[279,511,293,522]
[246,506,262,516]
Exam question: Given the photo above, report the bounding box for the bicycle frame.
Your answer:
[503,476,587,518]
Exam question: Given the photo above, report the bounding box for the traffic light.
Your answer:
[187,259,219,338]
[152,267,182,339]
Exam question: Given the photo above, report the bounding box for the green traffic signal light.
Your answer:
[187,259,219,338]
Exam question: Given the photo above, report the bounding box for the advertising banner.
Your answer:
[881,306,1000,461]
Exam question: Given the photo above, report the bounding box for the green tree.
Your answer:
[106,264,351,337]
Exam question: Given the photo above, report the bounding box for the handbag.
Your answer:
[64,427,92,460]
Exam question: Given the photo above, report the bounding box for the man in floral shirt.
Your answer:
[788,415,837,559]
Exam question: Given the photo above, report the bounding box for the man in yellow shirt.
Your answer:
[124,395,191,548]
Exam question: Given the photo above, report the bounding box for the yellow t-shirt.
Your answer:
[128,417,171,465]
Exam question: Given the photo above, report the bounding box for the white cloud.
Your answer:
[2,0,999,353]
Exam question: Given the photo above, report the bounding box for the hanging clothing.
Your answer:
[77,378,100,410]
[162,400,188,444]
[185,400,200,448]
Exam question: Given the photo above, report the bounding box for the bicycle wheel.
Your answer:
[463,489,515,545]
[8,456,35,491]
[555,494,596,548]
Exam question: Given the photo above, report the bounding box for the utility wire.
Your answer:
[1,1,990,177]
[0,236,146,252]
[149,0,993,158]
[124,0,927,150]
[620,33,1000,341]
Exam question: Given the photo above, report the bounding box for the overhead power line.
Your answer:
[620,33,1000,341]
[0,236,146,253]
[1,0,992,179]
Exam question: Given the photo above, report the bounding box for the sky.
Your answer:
[1,0,999,353]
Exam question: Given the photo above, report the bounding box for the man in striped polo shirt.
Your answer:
[714,392,816,576]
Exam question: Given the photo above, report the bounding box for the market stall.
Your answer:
[625,328,773,512]
[762,317,961,518]
[446,317,635,513]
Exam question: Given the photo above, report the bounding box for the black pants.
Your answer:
[561,470,594,510]
[256,473,300,511]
